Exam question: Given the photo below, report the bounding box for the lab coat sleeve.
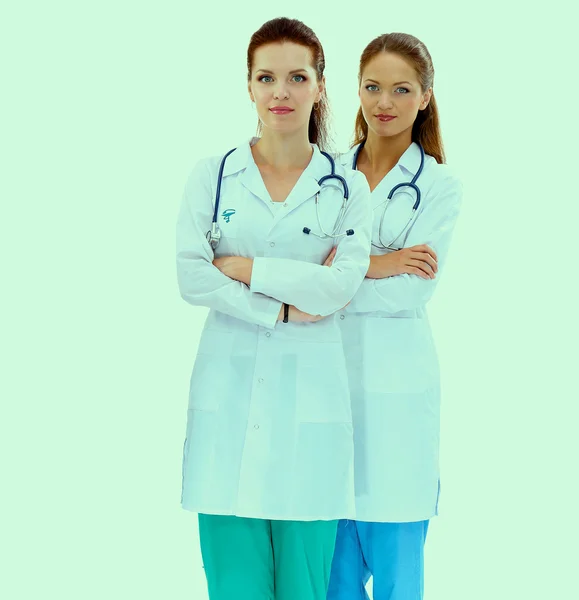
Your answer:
[346,173,463,314]
[250,171,373,316]
[176,159,283,329]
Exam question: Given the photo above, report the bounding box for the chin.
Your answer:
[263,118,305,135]
[372,123,408,139]
[371,126,397,138]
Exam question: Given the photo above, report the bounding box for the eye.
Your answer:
[365,85,379,92]
[291,74,306,83]
[258,75,274,83]
[395,87,410,94]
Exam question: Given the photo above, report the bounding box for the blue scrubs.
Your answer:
[327,519,429,600]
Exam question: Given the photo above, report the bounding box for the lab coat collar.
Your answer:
[397,142,422,176]
[338,145,357,169]
[221,139,254,177]
[339,141,421,176]
[228,138,338,210]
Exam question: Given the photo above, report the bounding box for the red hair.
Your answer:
[247,17,331,150]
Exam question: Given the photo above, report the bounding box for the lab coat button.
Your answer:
[270,242,275,247]
[265,332,271,337]
[340,314,345,320]
[258,378,264,383]
[254,424,259,429]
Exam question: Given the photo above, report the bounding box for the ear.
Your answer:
[248,83,255,103]
[419,87,432,110]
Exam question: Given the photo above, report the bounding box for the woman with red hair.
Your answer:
[176,17,373,600]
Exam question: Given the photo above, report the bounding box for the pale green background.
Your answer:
[2,1,577,599]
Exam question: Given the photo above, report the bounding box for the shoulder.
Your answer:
[333,161,369,196]
[184,147,241,190]
[332,146,365,190]
[191,152,231,175]
[421,156,463,205]
[336,145,358,170]
[185,154,217,179]
[423,153,462,187]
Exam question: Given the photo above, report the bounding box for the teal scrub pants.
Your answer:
[198,513,339,600]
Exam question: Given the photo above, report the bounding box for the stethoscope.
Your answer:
[352,141,425,250]
[206,148,354,250]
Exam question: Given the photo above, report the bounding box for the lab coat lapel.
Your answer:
[239,161,275,206]
[237,143,323,212]
[370,143,421,208]
[281,145,330,218]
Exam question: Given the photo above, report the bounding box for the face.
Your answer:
[359,51,432,140]
[248,42,324,135]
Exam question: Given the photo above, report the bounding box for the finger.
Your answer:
[408,260,434,278]
[411,250,438,273]
[415,252,438,273]
[409,266,431,279]
[414,258,436,278]
[322,247,336,267]
[412,244,438,262]
[325,249,337,267]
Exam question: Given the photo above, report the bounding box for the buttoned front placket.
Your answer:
[235,325,275,513]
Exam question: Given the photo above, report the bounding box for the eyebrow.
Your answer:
[364,79,413,85]
[256,69,308,75]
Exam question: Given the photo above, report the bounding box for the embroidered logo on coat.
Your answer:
[222,209,236,223]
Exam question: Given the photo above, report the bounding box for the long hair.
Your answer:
[247,17,332,151]
[352,33,445,164]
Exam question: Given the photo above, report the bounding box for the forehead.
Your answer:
[252,42,316,73]
[363,52,419,83]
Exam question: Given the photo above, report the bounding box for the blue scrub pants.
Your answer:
[327,519,429,600]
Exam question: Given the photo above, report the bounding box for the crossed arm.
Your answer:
[212,244,438,322]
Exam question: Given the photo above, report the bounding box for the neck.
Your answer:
[359,130,413,173]
[252,128,313,171]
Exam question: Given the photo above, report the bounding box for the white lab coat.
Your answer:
[176,138,373,521]
[336,142,463,522]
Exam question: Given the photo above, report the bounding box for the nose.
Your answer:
[377,91,394,110]
[273,83,289,100]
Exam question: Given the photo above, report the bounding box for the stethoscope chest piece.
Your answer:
[206,223,221,250]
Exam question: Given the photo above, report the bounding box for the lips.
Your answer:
[270,106,294,115]
[376,114,396,122]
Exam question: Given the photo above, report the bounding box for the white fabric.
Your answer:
[176,138,373,520]
[336,143,463,522]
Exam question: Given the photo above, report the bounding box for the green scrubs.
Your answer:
[198,514,339,600]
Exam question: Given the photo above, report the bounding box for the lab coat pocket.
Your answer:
[362,318,438,394]
[213,210,241,257]
[188,328,234,411]
[295,344,352,423]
